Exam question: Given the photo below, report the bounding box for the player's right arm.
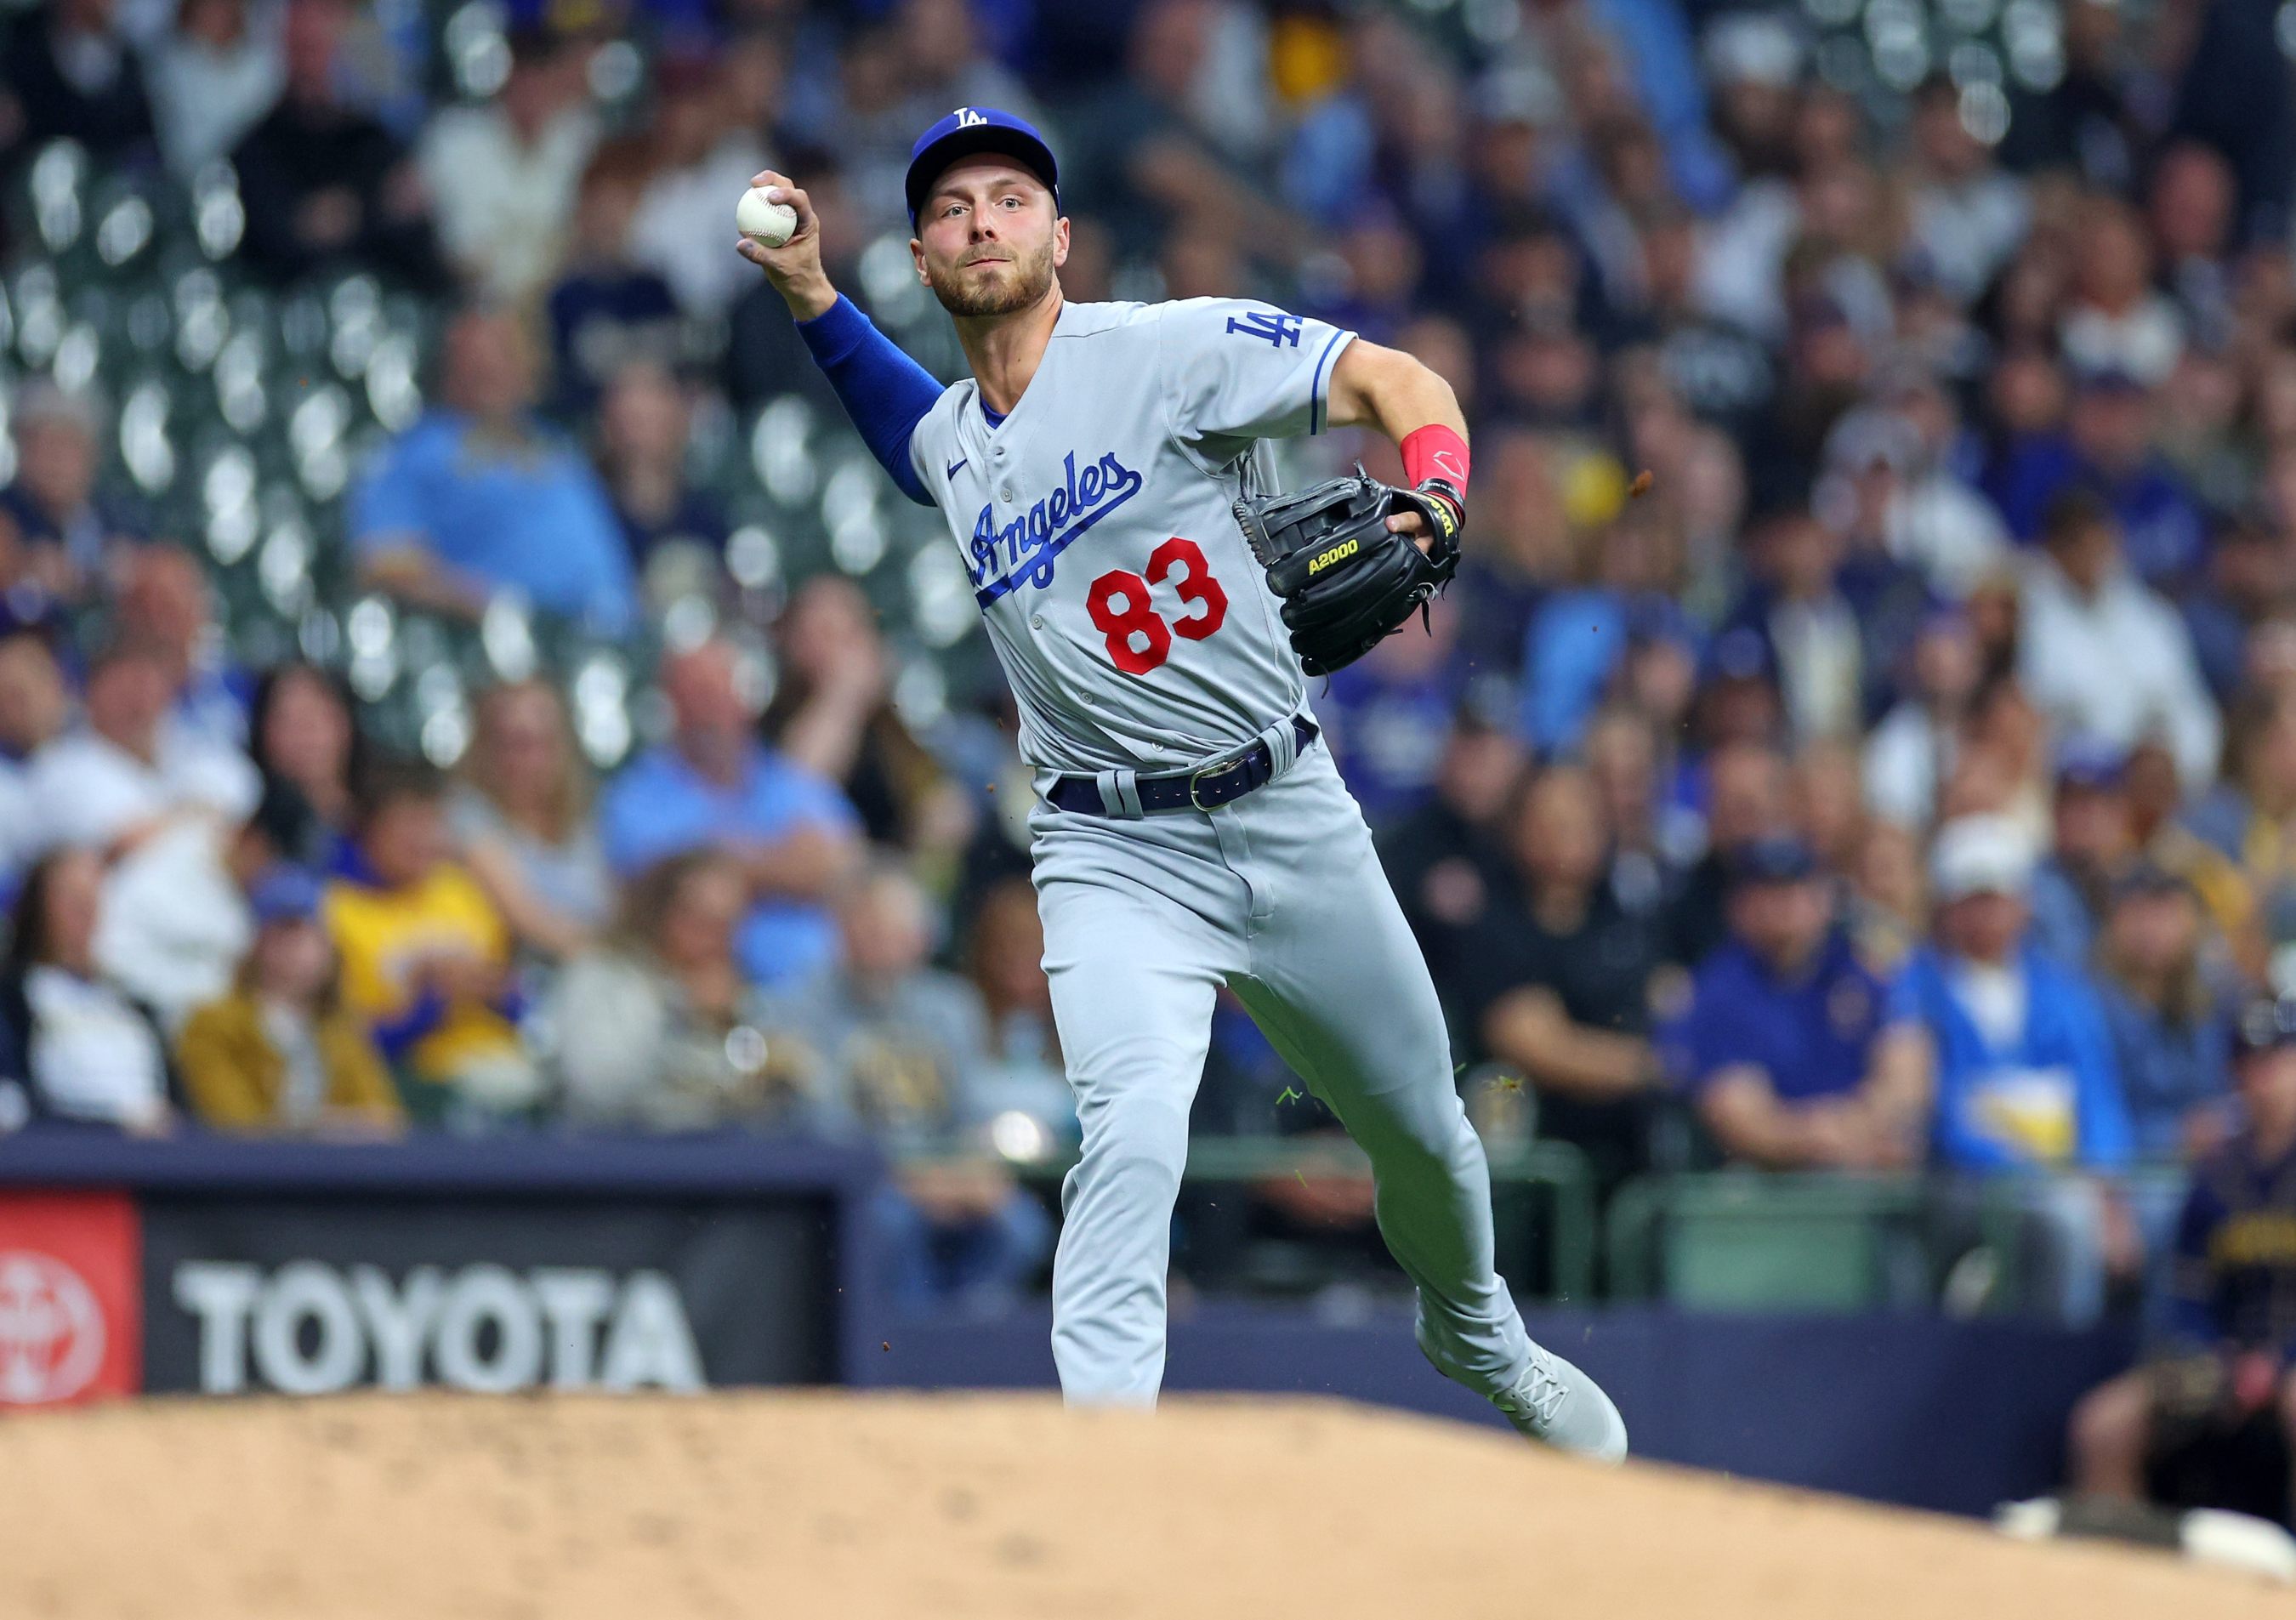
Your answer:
[736,169,941,507]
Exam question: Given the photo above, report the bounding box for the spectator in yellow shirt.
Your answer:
[325,757,537,1127]
[178,866,404,1134]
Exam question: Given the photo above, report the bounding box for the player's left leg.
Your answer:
[1219,747,1625,1456]
[1226,952,1527,1391]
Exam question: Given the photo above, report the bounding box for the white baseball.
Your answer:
[736,186,798,249]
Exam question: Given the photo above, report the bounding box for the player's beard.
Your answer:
[931,237,1057,319]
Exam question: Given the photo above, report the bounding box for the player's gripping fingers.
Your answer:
[736,232,811,270]
[747,169,819,238]
[1384,509,1435,555]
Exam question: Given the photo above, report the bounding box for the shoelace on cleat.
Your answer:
[1494,1349,1569,1430]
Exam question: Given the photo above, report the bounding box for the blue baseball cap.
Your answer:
[2054,736,2128,793]
[249,863,323,926]
[1702,625,1776,686]
[2069,355,2149,395]
[1731,835,1819,888]
[904,106,1060,229]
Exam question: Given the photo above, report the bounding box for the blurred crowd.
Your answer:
[3,0,2296,1402]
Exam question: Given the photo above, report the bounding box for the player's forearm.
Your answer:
[1526,1029,1654,1098]
[1482,989,1654,1100]
[775,680,877,785]
[742,825,862,901]
[1858,1027,1934,1137]
[357,546,487,621]
[773,266,838,322]
[1700,1071,1823,1168]
[465,838,594,962]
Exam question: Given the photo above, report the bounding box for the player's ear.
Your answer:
[910,236,929,287]
[1052,215,1070,269]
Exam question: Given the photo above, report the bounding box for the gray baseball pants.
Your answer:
[1028,732,1535,1404]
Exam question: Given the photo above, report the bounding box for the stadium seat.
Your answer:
[1609,1174,1930,1313]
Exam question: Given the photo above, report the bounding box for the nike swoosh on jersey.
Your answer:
[946,458,969,478]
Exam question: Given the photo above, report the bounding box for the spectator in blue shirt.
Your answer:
[1668,836,1931,1170]
[2026,741,2139,971]
[1518,511,1693,758]
[2179,516,2282,705]
[1907,815,2136,1170]
[2093,865,2237,1161]
[1987,361,2207,588]
[350,306,637,634]
[2091,862,2240,1329]
[1901,813,2141,1323]
[598,639,862,988]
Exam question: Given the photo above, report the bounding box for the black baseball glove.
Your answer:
[1232,466,1464,677]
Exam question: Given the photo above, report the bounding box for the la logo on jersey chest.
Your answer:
[966,448,1145,605]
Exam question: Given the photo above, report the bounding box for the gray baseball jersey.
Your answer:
[904,297,1351,776]
[871,292,1581,1427]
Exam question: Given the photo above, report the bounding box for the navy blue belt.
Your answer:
[1048,717,1320,816]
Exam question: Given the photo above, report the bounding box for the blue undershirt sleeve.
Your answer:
[795,296,941,507]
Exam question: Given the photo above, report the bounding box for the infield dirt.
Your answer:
[0,1391,2283,1618]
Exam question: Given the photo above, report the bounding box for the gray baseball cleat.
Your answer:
[1492,1344,1629,1462]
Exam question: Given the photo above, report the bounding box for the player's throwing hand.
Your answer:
[735,170,835,321]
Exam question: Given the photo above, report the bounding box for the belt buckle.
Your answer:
[1188,753,1248,811]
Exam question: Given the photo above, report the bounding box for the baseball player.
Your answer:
[2067,996,2296,1521]
[737,107,1626,1458]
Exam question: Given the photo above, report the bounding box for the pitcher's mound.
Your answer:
[0,1391,2281,1618]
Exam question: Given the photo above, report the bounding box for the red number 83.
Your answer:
[1085,537,1230,675]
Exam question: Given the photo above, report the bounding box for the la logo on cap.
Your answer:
[955,107,986,127]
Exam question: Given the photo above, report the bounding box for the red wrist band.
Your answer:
[1400,425,1470,497]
